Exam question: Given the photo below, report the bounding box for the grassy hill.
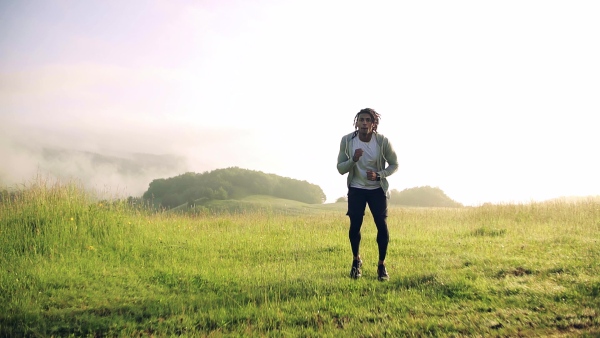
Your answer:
[544,195,600,203]
[170,194,348,215]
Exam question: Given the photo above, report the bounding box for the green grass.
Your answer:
[1,178,599,337]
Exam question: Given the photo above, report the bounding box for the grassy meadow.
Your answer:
[1,179,599,337]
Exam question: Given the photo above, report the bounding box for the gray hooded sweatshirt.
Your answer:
[337,131,399,198]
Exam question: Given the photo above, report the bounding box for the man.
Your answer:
[336,108,398,281]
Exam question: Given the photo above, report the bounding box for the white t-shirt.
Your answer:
[350,135,380,190]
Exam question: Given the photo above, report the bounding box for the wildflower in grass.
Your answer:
[87,245,95,251]
[70,217,74,221]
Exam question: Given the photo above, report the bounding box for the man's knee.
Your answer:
[373,215,389,243]
[346,210,365,217]
[373,214,387,225]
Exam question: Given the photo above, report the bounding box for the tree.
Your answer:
[161,193,184,209]
[336,196,347,203]
[141,167,326,208]
[390,186,462,207]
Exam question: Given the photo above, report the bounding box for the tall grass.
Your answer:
[1,178,599,337]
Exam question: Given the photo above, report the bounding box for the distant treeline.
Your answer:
[1,171,459,209]
[335,186,463,208]
[142,167,326,208]
[390,186,463,207]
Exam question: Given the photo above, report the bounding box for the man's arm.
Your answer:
[379,137,398,178]
[337,135,356,175]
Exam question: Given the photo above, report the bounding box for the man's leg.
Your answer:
[348,214,364,257]
[347,188,367,278]
[347,188,367,258]
[367,188,390,280]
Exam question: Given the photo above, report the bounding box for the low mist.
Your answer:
[0,116,206,197]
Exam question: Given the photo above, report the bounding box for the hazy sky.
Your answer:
[1,0,599,205]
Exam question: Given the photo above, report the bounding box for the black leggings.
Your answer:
[346,187,389,261]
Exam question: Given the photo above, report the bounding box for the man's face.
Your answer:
[355,113,374,135]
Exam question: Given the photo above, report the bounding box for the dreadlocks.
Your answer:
[352,108,381,138]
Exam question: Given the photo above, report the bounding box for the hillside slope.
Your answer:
[171,195,347,215]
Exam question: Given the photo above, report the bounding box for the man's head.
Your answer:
[354,108,380,135]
